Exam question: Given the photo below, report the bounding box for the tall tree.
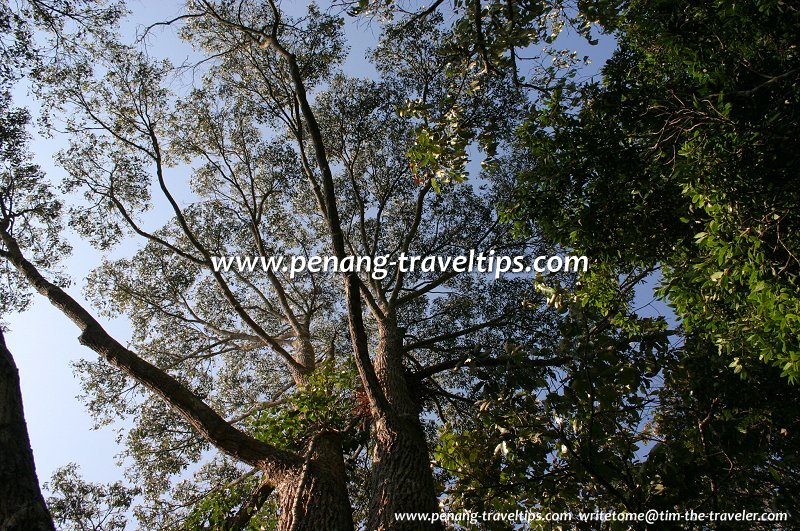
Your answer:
[346,0,800,523]
[11,0,796,527]
[4,0,560,527]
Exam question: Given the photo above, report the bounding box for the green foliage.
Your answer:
[246,359,363,454]
[0,90,70,316]
[448,0,800,522]
[646,338,800,517]
[434,295,800,524]
[180,474,277,531]
[45,463,141,531]
[433,300,668,518]
[510,0,800,378]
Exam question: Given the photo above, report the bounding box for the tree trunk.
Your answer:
[367,319,442,530]
[1,226,355,529]
[277,432,354,531]
[288,338,316,387]
[0,331,55,531]
[367,416,442,530]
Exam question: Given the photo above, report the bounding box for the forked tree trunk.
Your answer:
[0,331,55,531]
[367,319,442,530]
[277,432,354,531]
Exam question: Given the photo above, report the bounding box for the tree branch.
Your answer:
[195,1,392,417]
[413,353,569,381]
[0,224,302,483]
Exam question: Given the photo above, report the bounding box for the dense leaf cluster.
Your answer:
[1,0,799,528]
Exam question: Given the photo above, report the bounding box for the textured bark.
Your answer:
[0,331,55,531]
[367,320,442,530]
[277,433,353,531]
[288,339,315,386]
[0,227,356,530]
[203,10,442,524]
[367,416,441,530]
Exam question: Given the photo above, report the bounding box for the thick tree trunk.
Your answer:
[277,433,353,531]
[367,416,441,530]
[1,225,355,530]
[0,331,55,531]
[288,338,316,387]
[367,320,442,530]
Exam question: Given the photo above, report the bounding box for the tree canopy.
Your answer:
[0,0,798,529]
